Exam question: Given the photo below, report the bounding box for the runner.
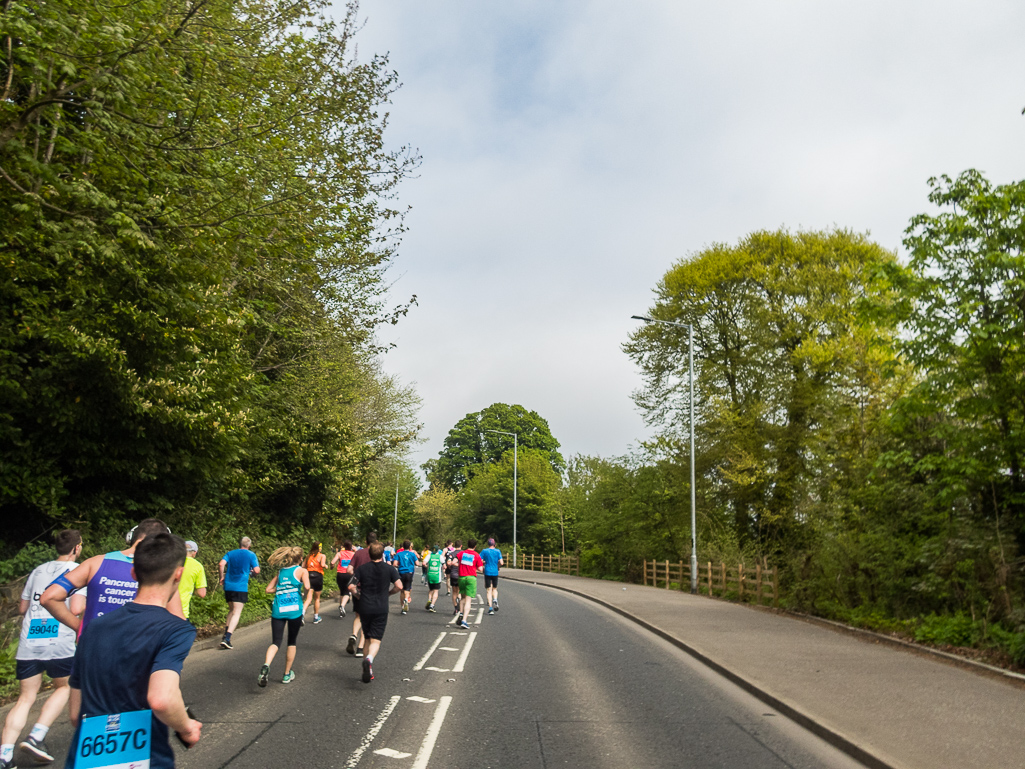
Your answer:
[303,541,327,623]
[330,540,355,618]
[443,540,455,596]
[64,533,201,769]
[446,541,462,616]
[424,546,443,612]
[40,518,181,636]
[419,545,430,585]
[178,540,208,622]
[392,539,420,615]
[480,538,504,614]
[258,547,310,687]
[349,542,401,683]
[456,538,484,629]
[217,536,260,649]
[346,533,377,657]
[2,530,85,769]
[383,541,395,564]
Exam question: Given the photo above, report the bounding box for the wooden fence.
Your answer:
[519,553,580,576]
[643,558,778,607]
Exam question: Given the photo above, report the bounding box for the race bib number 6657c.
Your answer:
[75,709,151,769]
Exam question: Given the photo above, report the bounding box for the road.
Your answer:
[39,580,865,768]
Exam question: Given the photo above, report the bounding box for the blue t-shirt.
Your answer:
[222,549,259,592]
[67,602,196,769]
[480,548,503,577]
[394,549,418,574]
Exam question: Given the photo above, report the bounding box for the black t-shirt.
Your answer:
[352,561,400,614]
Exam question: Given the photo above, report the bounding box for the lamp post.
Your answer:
[393,471,400,548]
[632,314,698,594]
[485,429,518,568]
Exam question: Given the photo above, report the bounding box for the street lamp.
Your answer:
[632,314,698,594]
[393,470,400,548]
[485,429,518,568]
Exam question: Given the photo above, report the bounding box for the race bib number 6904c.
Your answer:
[75,709,151,769]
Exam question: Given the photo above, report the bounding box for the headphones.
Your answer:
[125,523,172,545]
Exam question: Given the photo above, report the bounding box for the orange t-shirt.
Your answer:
[305,553,325,574]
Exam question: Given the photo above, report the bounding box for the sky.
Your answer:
[347,0,1025,474]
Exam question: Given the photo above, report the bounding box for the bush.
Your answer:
[913,614,978,647]
[0,542,58,584]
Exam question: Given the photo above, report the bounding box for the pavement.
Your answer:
[502,568,1025,769]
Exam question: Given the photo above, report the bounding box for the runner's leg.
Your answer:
[33,676,70,729]
[2,673,41,747]
[226,601,244,635]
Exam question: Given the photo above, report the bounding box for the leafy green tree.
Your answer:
[426,403,563,489]
[359,460,422,544]
[410,486,460,547]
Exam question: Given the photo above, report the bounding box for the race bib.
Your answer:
[75,709,151,769]
[277,589,300,607]
[461,553,474,566]
[27,618,59,643]
[340,559,351,569]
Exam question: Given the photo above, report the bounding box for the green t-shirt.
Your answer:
[427,551,443,583]
[178,556,208,619]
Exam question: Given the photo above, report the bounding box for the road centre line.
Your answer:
[439,647,458,651]
[452,631,477,673]
[474,608,484,624]
[413,632,447,671]
[407,696,436,703]
[410,696,453,769]
[343,695,401,768]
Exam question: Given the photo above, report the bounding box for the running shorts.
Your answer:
[459,576,477,598]
[449,571,459,586]
[271,616,303,647]
[336,573,351,592]
[225,590,249,604]
[16,657,74,680]
[359,612,388,640]
[400,573,414,591]
[427,581,441,591]
[484,575,498,589]
[309,571,324,592]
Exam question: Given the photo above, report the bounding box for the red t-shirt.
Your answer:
[456,549,484,577]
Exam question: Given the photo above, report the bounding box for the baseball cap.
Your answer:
[185,540,199,552]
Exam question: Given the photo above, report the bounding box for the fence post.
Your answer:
[678,561,685,591]
[643,559,647,586]
[773,567,779,607]
[663,560,668,590]
[720,562,726,595]
[738,563,744,601]
[707,562,712,596]
[756,563,763,604]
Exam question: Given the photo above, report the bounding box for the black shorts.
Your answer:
[309,572,324,592]
[359,612,388,640]
[484,575,498,589]
[271,616,303,647]
[336,573,351,592]
[427,581,441,591]
[225,590,249,604]
[400,573,414,591]
[16,656,74,680]
[448,572,459,586]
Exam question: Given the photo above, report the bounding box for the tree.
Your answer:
[426,403,563,489]
[410,486,460,547]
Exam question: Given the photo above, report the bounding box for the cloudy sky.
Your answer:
[350,1,1025,473]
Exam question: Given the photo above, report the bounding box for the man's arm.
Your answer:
[69,687,81,726]
[148,670,202,748]
[40,557,98,632]
[218,559,227,585]
[389,579,403,596]
[195,587,208,599]
[18,598,29,615]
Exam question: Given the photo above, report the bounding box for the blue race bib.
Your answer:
[277,590,300,607]
[27,618,59,641]
[75,709,151,769]
[340,559,351,569]
[461,553,474,566]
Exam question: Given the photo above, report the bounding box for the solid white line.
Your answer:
[425,666,450,672]
[452,631,477,673]
[438,647,458,651]
[413,632,447,671]
[374,748,412,758]
[343,695,401,768]
[474,608,484,624]
[407,696,436,703]
[410,696,453,769]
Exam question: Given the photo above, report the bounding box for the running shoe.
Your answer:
[313,614,323,624]
[355,648,364,658]
[282,670,296,684]
[0,758,12,769]
[425,600,432,611]
[452,606,459,616]
[456,613,462,623]
[493,599,499,611]
[258,664,270,688]
[20,736,54,762]
[488,608,494,616]
[362,658,374,683]
[402,600,409,612]
[339,606,346,618]
[428,605,437,613]
[346,635,357,654]
[459,621,470,629]
[220,638,233,650]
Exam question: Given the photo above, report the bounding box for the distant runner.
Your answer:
[178,540,208,622]
[346,533,378,658]
[392,540,419,615]
[456,539,484,629]
[303,541,327,624]
[2,530,85,768]
[424,546,443,612]
[420,546,431,585]
[349,542,402,683]
[64,533,201,769]
[480,539,504,614]
[331,540,355,618]
[259,547,310,686]
[218,536,260,649]
[446,540,462,616]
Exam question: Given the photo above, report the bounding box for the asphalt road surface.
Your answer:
[39,579,865,768]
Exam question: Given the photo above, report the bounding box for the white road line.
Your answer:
[343,695,401,768]
[447,614,458,625]
[374,748,412,759]
[452,631,477,673]
[413,632,447,671]
[425,666,450,672]
[474,608,484,624]
[438,646,458,651]
[410,696,453,769]
[407,696,436,703]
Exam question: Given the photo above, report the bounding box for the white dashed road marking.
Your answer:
[343,695,401,768]
[410,696,453,769]
[452,631,477,673]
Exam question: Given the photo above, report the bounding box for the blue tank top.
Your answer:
[272,566,303,619]
[82,551,137,636]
